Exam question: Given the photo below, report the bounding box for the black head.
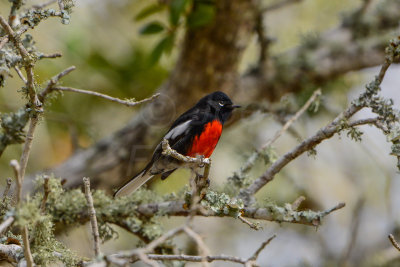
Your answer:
[196,91,240,123]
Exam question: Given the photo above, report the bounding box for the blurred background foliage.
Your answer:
[1,0,400,266]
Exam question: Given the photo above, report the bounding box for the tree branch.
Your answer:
[0,217,14,235]
[2,177,12,202]
[22,226,34,267]
[0,15,40,108]
[83,177,101,257]
[50,86,160,107]
[388,234,400,252]
[262,0,303,13]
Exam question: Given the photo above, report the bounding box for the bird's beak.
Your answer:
[225,103,241,109]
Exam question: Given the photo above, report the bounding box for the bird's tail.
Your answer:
[113,170,154,198]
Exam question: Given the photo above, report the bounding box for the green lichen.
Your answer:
[201,190,243,218]
[0,108,30,155]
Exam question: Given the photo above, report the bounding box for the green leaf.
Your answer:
[187,2,215,28]
[150,34,175,64]
[169,0,190,26]
[139,22,165,35]
[135,4,166,21]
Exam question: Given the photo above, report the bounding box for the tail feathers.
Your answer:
[114,170,154,198]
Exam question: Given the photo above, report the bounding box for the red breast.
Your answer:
[186,120,223,158]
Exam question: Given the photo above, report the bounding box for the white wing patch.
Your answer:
[164,120,192,140]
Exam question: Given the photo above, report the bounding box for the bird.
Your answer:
[114,91,240,197]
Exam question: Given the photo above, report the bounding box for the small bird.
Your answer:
[114,91,240,197]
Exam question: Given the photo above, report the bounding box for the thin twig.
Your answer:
[0,217,15,235]
[183,226,211,267]
[106,233,276,266]
[83,177,101,257]
[340,198,365,264]
[19,116,40,188]
[262,89,322,150]
[234,89,321,180]
[388,234,400,252]
[22,226,34,267]
[14,66,27,84]
[2,178,12,202]
[238,215,261,230]
[51,86,160,107]
[145,226,184,253]
[0,36,8,50]
[9,160,21,203]
[38,52,62,59]
[247,234,276,261]
[291,196,306,211]
[40,176,50,214]
[0,15,41,108]
[39,66,76,101]
[262,0,303,13]
[58,0,65,11]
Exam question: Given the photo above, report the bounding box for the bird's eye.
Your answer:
[218,101,224,107]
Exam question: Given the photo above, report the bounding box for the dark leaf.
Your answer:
[135,4,166,21]
[187,2,215,28]
[150,34,175,64]
[139,22,165,35]
[169,0,190,26]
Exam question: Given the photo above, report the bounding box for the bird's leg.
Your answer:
[193,156,211,200]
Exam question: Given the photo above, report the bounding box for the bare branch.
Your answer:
[340,198,365,264]
[262,89,322,150]
[9,160,21,203]
[291,196,306,211]
[39,66,76,101]
[104,233,276,266]
[0,244,22,263]
[51,86,160,107]
[0,15,41,108]
[19,117,40,188]
[0,217,15,235]
[0,36,8,50]
[233,89,321,188]
[22,226,34,267]
[388,234,400,252]
[2,177,12,202]
[14,66,27,84]
[262,0,303,13]
[248,234,276,261]
[57,0,65,11]
[83,177,101,257]
[37,52,62,59]
[238,215,261,230]
[183,226,211,267]
[40,176,50,214]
